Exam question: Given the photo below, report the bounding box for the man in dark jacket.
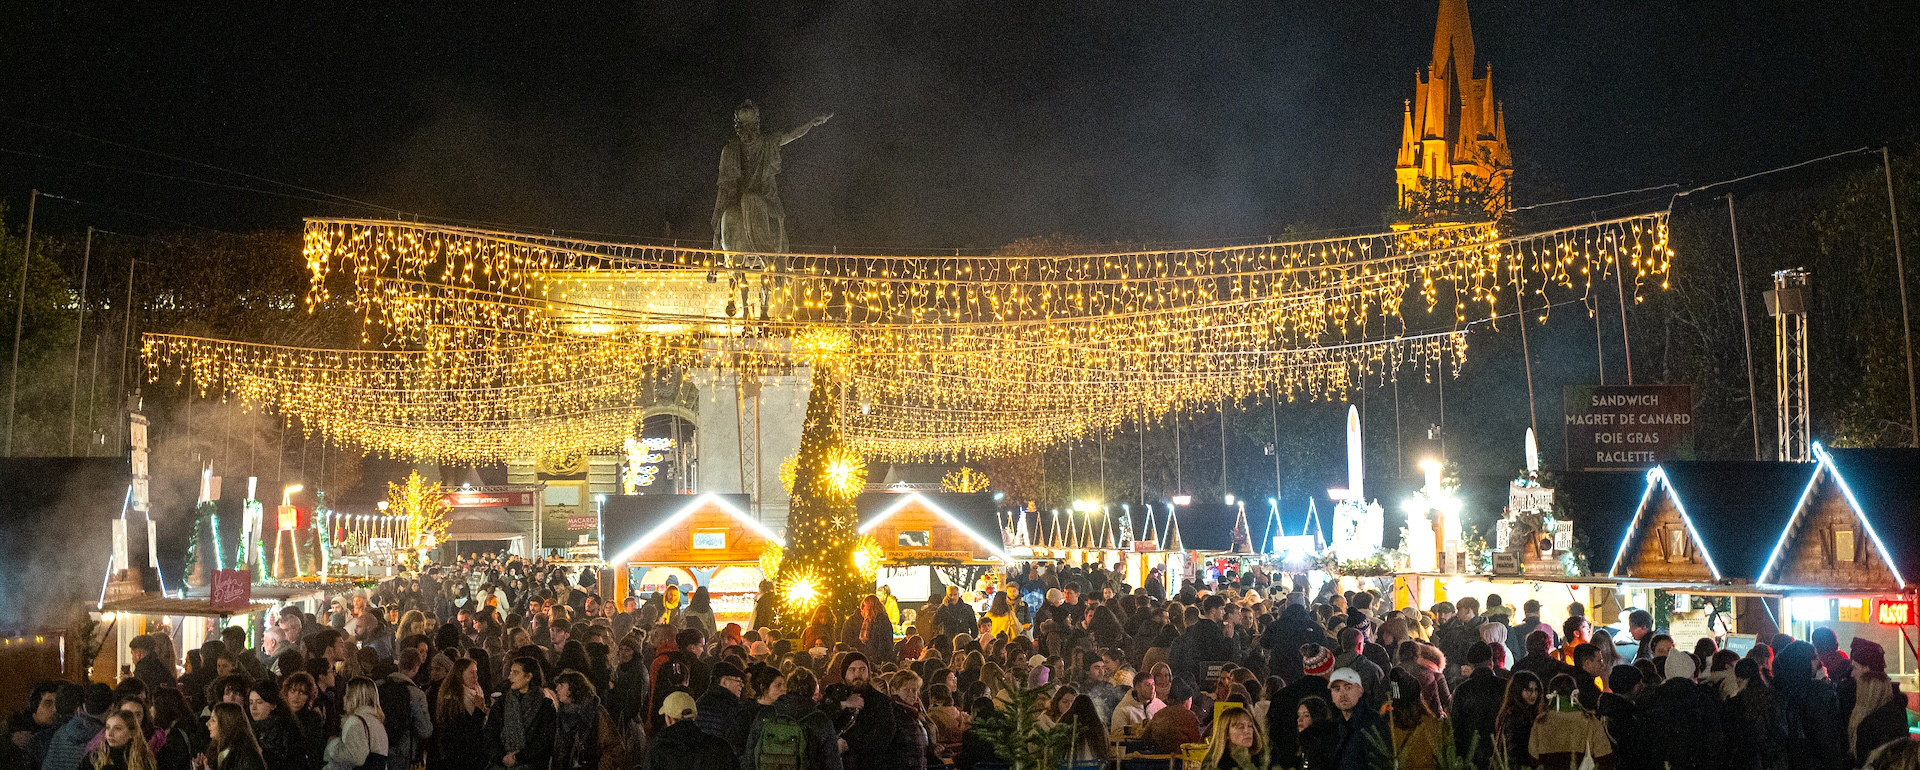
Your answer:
[742,668,841,770]
[1597,665,1648,770]
[694,662,745,739]
[830,654,895,770]
[1632,650,1724,770]
[1263,603,1327,683]
[644,691,734,770]
[1510,629,1576,684]
[128,635,176,693]
[1329,668,1387,770]
[1449,643,1509,769]
[1773,641,1848,770]
[39,683,109,770]
[932,587,977,639]
[1169,595,1239,686]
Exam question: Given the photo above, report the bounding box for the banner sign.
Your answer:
[444,491,535,508]
[566,516,598,531]
[210,569,252,613]
[1508,484,1554,513]
[1564,385,1695,470]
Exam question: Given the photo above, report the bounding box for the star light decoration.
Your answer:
[142,213,1672,462]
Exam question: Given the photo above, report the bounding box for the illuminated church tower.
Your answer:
[1395,0,1512,222]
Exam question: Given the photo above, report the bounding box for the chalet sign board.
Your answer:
[1564,385,1695,470]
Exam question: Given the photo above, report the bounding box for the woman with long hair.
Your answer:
[197,703,265,770]
[429,659,488,770]
[396,611,427,643]
[800,607,836,652]
[843,595,897,665]
[1725,659,1788,770]
[1528,674,1613,770]
[983,592,1021,644]
[482,658,553,770]
[145,688,198,770]
[1849,669,1909,767]
[551,671,610,770]
[1293,695,1340,770]
[278,673,325,770]
[1042,686,1078,728]
[1389,668,1447,770]
[321,678,386,770]
[1062,695,1108,764]
[90,709,159,770]
[1493,671,1544,770]
[1202,704,1268,770]
[243,683,296,770]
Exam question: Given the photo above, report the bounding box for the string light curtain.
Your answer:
[144,212,1672,462]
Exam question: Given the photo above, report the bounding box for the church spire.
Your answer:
[1394,0,1512,224]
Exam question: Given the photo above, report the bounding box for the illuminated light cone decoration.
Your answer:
[774,333,872,631]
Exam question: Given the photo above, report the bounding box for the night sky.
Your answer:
[3,1,1916,245]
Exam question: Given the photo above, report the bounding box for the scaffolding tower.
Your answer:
[1765,269,1811,462]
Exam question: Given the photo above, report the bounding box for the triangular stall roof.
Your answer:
[603,493,777,566]
[1607,462,1812,584]
[856,492,1010,563]
[1758,445,1920,594]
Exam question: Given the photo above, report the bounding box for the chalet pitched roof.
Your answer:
[1758,445,1920,590]
[603,493,775,565]
[857,492,1009,560]
[1608,462,1811,583]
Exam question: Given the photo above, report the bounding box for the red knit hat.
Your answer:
[1301,643,1335,677]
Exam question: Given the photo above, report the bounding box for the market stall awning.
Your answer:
[857,492,1010,562]
[446,506,526,540]
[97,595,279,618]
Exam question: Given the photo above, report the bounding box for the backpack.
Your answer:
[376,677,418,743]
[753,714,809,770]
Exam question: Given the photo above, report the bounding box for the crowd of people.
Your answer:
[3,552,1915,770]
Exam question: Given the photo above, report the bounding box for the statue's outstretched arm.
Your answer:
[779,113,833,146]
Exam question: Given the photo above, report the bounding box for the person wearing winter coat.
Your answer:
[739,668,841,770]
[322,679,387,770]
[44,684,111,770]
[482,659,553,770]
[1722,659,1789,770]
[1848,668,1909,768]
[429,660,488,770]
[1171,596,1243,688]
[1449,643,1509,770]
[1633,652,1724,770]
[1528,675,1614,770]
[1772,641,1847,770]
[241,685,296,770]
[1264,604,1330,684]
[551,672,606,770]
[879,672,938,770]
[640,693,731,770]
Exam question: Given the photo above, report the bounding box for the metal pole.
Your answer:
[8,190,38,456]
[117,259,134,453]
[86,334,100,455]
[1514,274,1539,438]
[1729,195,1763,460]
[1269,384,1281,502]
[1883,147,1918,447]
[70,226,92,455]
[1613,244,1635,384]
[1218,398,1227,500]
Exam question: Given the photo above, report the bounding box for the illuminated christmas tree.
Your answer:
[773,333,871,631]
[387,470,450,558]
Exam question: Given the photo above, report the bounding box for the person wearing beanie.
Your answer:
[1848,650,1907,766]
[1265,645,1334,762]
[1450,642,1509,768]
[830,652,895,770]
[1839,636,1888,713]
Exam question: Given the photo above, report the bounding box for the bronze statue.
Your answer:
[712,101,831,254]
